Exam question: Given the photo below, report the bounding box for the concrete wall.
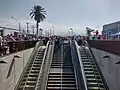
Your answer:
[88,40,120,56]
[0,48,33,90]
[92,48,120,90]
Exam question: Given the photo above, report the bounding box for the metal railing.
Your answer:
[74,40,88,90]
[0,40,38,57]
[14,41,42,90]
[70,40,79,90]
[35,41,55,90]
[35,41,50,90]
[85,41,109,90]
[44,41,55,90]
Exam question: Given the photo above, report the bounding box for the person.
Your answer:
[92,35,96,40]
[45,37,49,45]
[0,35,3,46]
[102,34,106,40]
[10,34,16,41]
[42,37,46,45]
[77,36,83,45]
[97,35,101,40]
[0,35,3,56]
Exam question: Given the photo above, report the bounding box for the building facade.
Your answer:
[102,21,120,39]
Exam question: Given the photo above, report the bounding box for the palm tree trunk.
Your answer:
[36,22,39,38]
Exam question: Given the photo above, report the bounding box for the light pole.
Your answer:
[70,28,73,36]
[31,25,35,35]
[39,28,43,37]
[53,25,54,36]
[26,22,29,34]
[68,31,70,36]
[50,29,52,37]
[11,16,21,32]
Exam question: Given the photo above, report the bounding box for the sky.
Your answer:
[0,0,120,35]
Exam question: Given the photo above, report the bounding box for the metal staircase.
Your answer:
[46,41,78,90]
[79,46,106,90]
[15,46,46,90]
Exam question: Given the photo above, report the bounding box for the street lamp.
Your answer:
[49,29,52,37]
[11,16,21,32]
[31,25,35,35]
[39,28,43,37]
[26,22,30,34]
[53,25,55,36]
[70,28,73,36]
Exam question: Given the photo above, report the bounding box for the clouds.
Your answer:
[0,0,120,35]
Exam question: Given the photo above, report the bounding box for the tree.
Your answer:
[86,27,94,36]
[30,5,46,37]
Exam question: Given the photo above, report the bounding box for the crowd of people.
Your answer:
[0,34,37,56]
[0,32,107,57]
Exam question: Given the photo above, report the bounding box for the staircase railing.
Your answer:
[14,41,43,90]
[85,41,109,90]
[74,40,88,90]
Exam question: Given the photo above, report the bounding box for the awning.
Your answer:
[110,32,120,37]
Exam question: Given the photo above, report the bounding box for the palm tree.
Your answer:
[30,5,46,37]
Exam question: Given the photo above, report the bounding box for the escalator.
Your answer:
[14,40,109,90]
[14,42,46,90]
[46,41,78,90]
[77,41,109,90]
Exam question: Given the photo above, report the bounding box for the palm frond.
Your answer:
[40,16,44,22]
[34,5,37,10]
[30,9,34,12]
[43,12,47,15]
[41,14,46,19]
[30,5,46,23]
[41,7,45,10]
[30,11,34,16]
[41,10,46,13]
[31,14,35,19]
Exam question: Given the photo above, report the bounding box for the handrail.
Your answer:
[44,41,55,90]
[14,41,43,90]
[35,41,50,90]
[70,40,79,90]
[74,40,88,90]
[85,41,109,90]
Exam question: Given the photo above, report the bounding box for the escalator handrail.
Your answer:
[35,41,50,90]
[85,41,109,90]
[14,41,43,90]
[74,40,88,90]
[44,41,55,89]
[70,40,79,90]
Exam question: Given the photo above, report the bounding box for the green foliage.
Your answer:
[30,5,46,36]
[30,5,46,23]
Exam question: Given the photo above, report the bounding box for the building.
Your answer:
[102,21,120,39]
